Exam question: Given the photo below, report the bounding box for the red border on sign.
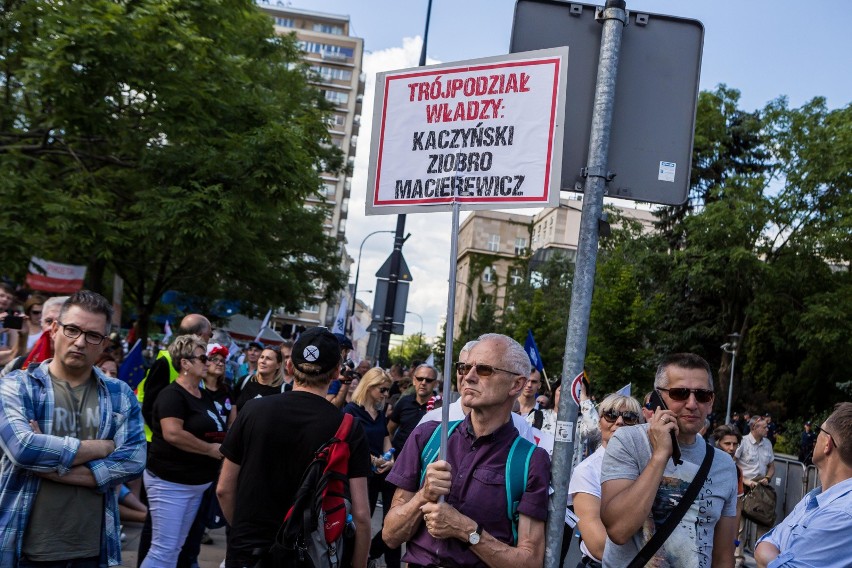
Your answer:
[373,57,562,207]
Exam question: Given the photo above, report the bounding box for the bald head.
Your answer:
[179,314,212,342]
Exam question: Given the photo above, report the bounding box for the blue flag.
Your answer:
[524,330,544,373]
[616,383,632,397]
[119,340,146,391]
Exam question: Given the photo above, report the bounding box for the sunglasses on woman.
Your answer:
[601,410,641,426]
[657,387,714,403]
[187,355,209,364]
[378,387,390,394]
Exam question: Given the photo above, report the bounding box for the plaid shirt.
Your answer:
[0,360,146,567]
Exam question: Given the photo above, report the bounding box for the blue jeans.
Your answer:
[19,556,100,568]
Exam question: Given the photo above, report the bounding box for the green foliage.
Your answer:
[0,0,346,341]
[388,333,433,368]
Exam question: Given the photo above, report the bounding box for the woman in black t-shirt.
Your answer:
[141,335,226,568]
[234,346,286,412]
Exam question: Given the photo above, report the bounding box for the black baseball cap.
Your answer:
[292,327,341,374]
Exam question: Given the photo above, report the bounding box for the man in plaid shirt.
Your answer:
[0,290,146,567]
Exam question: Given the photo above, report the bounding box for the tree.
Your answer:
[0,0,346,343]
[387,333,433,368]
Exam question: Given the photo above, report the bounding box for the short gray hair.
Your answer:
[598,393,643,420]
[413,364,438,379]
[654,353,714,391]
[460,340,478,355]
[43,296,69,315]
[476,333,529,377]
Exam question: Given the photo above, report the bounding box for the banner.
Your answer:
[366,48,568,215]
[26,257,86,293]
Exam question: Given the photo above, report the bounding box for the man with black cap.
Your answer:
[217,327,372,568]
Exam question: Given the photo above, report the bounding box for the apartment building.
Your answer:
[454,196,656,337]
[257,3,364,337]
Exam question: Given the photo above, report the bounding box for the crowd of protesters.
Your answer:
[0,285,849,568]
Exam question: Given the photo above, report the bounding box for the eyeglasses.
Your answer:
[43,317,55,326]
[815,425,840,449]
[30,310,42,316]
[658,387,714,403]
[602,410,641,426]
[378,387,390,394]
[56,322,108,345]
[413,376,437,383]
[208,357,225,365]
[455,362,520,378]
[187,354,209,364]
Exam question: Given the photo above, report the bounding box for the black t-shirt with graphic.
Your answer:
[221,391,371,563]
[148,382,226,485]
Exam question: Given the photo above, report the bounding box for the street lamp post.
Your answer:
[721,332,740,426]
[350,230,395,328]
[406,310,424,349]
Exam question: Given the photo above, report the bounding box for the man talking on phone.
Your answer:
[600,353,738,567]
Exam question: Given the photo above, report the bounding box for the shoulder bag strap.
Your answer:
[626,443,715,568]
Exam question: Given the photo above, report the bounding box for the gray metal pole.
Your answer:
[543,2,627,567]
[440,201,461,463]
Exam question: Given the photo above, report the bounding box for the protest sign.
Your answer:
[366,48,568,215]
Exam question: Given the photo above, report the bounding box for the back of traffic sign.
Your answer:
[511,0,703,205]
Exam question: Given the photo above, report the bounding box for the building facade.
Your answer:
[257,3,364,337]
[454,196,656,337]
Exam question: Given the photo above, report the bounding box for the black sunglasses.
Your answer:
[455,361,519,378]
[658,387,714,404]
[378,387,390,394]
[814,424,840,449]
[187,354,209,364]
[413,375,437,383]
[602,410,641,426]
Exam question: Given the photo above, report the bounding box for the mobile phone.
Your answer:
[2,315,23,330]
[649,389,683,466]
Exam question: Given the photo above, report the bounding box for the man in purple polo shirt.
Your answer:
[383,333,550,568]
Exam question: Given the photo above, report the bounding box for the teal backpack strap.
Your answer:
[505,436,536,545]
[419,420,462,486]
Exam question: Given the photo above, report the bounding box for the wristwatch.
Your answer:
[468,523,483,545]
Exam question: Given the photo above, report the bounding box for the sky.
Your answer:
[286,0,851,341]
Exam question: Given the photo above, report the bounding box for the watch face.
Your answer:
[468,532,480,545]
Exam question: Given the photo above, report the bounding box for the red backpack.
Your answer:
[268,413,355,568]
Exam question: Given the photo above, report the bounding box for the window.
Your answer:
[325,113,347,128]
[486,234,500,252]
[514,237,527,256]
[274,17,294,27]
[302,302,320,313]
[313,23,344,35]
[482,266,495,283]
[298,41,354,60]
[510,268,524,286]
[310,65,353,82]
[321,183,337,197]
[323,90,349,105]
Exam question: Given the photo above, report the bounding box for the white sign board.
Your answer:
[366,48,568,215]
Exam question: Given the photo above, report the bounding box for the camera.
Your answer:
[340,359,360,384]
[2,315,24,330]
